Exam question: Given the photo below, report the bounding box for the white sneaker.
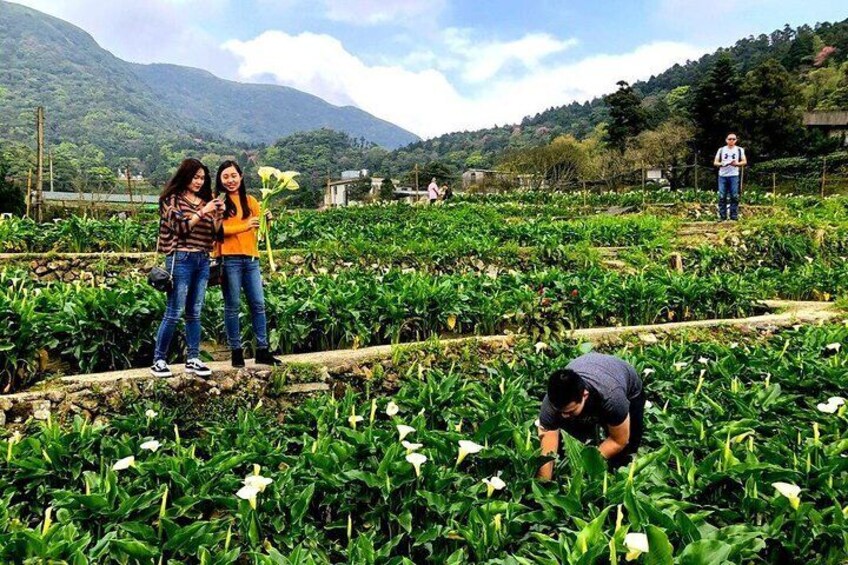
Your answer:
[185,358,212,378]
[150,359,172,378]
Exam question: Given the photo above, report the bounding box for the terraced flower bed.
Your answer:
[1,324,845,562]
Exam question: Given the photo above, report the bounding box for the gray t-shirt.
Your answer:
[539,353,642,430]
[715,145,745,177]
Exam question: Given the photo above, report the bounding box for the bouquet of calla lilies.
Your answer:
[257,166,300,272]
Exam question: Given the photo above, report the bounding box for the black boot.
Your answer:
[255,348,282,366]
[231,348,245,368]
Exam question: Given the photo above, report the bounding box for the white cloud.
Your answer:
[443,28,579,83]
[322,0,446,25]
[225,30,704,138]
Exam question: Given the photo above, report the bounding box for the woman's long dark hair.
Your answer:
[159,159,212,206]
[215,160,250,220]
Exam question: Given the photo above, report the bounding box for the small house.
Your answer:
[803,111,848,145]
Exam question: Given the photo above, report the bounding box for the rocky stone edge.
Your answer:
[0,300,838,428]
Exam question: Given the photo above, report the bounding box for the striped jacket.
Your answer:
[156,194,218,254]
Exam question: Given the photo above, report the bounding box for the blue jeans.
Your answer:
[154,251,210,361]
[717,175,740,220]
[222,255,269,350]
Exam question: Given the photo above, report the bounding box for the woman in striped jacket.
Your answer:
[150,158,224,378]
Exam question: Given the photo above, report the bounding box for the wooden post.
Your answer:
[414,163,419,193]
[582,180,587,207]
[35,106,44,223]
[641,165,646,206]
[668,252,684,273]
[25,168,32,219]
[771,172,776,197]
[821,157,827,198]
[693,151,699,191]
[125,164,133,203]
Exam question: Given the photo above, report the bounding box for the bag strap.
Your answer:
[155,201,177,279]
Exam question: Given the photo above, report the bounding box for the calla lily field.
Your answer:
[0,188,846,562]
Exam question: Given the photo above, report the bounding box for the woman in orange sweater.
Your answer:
[214,160,281,367]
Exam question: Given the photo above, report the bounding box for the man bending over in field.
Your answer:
[537,352,645,479]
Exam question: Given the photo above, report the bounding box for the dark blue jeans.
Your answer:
[154,251,210,361]
[222,255,269,350]
[717,175,740,220]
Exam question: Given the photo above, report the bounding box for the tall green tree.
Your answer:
[603,81,647,152]
[0,155,25,215]
[691,54,742,163]
[737,59,803,160]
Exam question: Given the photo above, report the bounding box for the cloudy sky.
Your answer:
[12,0,848,138]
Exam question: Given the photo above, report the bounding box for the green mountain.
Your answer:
[384,18,848,175]
[0,0,418,159]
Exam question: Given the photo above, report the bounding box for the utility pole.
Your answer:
[49,151,54,192]
[693,150,699,191]
[35,106,44,222]
[821,156,827,198]
[414,164,419,192]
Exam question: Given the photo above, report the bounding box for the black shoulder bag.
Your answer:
[148,215,176,292]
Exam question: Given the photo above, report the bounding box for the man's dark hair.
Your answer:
[547,368,586,408]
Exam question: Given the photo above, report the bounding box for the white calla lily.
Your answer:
[386,401,400,417]
[140,440,161,452]
[405,452,427,477]
[112,456,135,471]
[772,482,801,509]
[144,409,158,419]
[828,396,845,407]
[236,485,260,509]
[244,474,273,492]
[817,402,839,414]
[397,425,416,442]
[624,532,649,561]
[825,342,841,352]
[534,341,548,353]
[456,440,484,465]
[348,413,364,430]
[482,476,506,497]
[401,441,423,453]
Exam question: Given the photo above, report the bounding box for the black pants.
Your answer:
[560,392,646,470]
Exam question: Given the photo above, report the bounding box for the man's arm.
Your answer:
[537,428,559,481]
[713,150,723,167]
[599,415,630,459]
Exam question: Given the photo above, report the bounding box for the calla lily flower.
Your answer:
[406,453,427,477]
[672,361,688,371]
[456,440,484,465]
[144,409,158,419]
[386,401,400,417]
[348,414,364,430]
[642,368,655,376]
[112,456,135,471]
[825,343,841,352]
[817,402,839,414]
[402,441,423,453]
[140,440,161,452]
[482,476,506,497]
[829,396,845,406]
[772,482,801,509]
[624,532,649,561]
[236,485,260,509]
[698,357,710,365]
[397,425,416,441]
[244,474,273,492]
[257,166,281,182]
[534,341,548,353]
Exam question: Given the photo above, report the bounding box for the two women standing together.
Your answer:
[150,158,281,378]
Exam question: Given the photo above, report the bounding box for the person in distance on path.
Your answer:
[713,133,747,221]
[537,352,645,479]
[427,177,440,205]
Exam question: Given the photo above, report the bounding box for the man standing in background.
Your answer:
[713,133,747,221]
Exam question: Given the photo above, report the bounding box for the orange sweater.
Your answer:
[216,195,261,257]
